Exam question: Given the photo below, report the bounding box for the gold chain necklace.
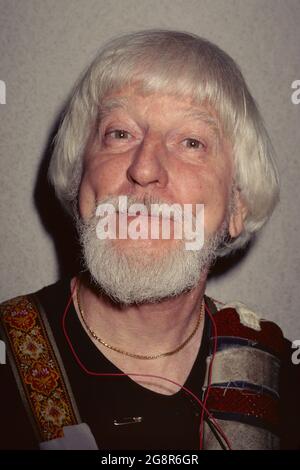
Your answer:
[76,281,205,360]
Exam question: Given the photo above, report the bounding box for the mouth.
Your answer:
[117,209,178,223]
[118,211,164,219]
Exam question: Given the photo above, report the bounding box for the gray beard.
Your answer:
[76,196,230,306]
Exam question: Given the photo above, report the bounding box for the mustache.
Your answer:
[94,194,199,225]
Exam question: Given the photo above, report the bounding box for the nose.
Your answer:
[126,134,168,190]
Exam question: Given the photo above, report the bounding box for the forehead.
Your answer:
[99,85,222,133]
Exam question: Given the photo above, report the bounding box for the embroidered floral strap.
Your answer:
[0,294,79,442]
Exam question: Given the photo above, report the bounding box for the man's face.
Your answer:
[77,86,243,304]
[80,86,235,234]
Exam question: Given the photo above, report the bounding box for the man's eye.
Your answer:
[182,138,205,149]
[105,129,131,140]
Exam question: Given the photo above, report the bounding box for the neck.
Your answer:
[71,271,208,357]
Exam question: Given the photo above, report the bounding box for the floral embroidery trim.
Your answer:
[0,294,78,441]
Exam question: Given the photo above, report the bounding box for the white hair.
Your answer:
[48,29,279,256]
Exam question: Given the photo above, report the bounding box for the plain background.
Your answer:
[0,0,299,341]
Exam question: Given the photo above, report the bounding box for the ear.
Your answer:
[228,189,248,238]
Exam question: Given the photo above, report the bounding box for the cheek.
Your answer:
[78,175,97,220]
[181,165,232,233]
[203,175,232,233]
[209,174,231,204]
[178,165,229,204]
[78,158,129,219]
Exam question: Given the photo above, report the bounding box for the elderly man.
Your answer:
[0,30,299,451]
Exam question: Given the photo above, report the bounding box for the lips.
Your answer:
[117,210,177,222]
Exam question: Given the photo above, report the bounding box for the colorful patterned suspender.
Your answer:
[0,294,80,443]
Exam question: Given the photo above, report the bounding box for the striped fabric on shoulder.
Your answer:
[203,303,285,450]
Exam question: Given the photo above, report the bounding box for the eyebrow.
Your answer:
[183,110,221,141]
[98,97,221,142]
[98,97,129,121]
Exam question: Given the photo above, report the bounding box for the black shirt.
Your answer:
[0,277,210,450]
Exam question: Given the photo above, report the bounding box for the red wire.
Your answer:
[62,277,232,450]
[199,303,232,450]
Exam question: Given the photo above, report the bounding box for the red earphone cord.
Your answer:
[62,279,232,450]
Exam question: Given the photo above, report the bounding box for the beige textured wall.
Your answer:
[0,0,299,340]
